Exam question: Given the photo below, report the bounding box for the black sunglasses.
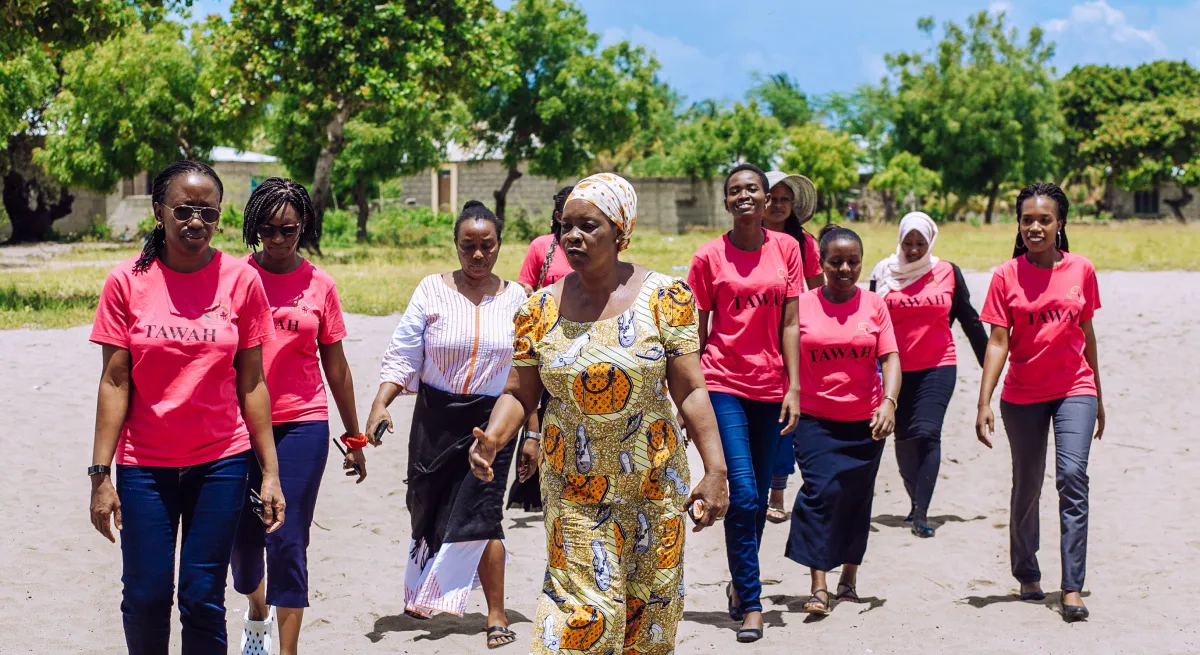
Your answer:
[164,204,221,224]
[257,224,301,239]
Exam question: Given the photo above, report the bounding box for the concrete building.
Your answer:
[1105,182,1200,221]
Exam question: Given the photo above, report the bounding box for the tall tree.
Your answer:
[212,0,497,243]
[779,122,860,220]
[468,0,664,218]
[887,12,1061,223]
[748,72,812,128]
[820,83,895,175]
[868,151,941,220]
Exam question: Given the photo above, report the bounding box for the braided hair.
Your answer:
[1012,182,1071,259]
[242,177,318,250]
[135,160,224,272]
[538,185,575,289]
[454,200,504,240]
[817,223,864,261]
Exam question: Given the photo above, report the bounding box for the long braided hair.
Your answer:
[1012,182,1071,259]
[536,185,574,289]
[134,160,224,272]
[242,177,318,250]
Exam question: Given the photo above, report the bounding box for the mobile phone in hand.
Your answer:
[249,488,264,518]
[332,437,363,477]
[687,500,705,526]
[373,419,389,445]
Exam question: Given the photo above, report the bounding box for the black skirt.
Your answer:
[406,384,515,565]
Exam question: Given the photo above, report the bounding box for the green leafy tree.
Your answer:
[820,83,895,174]
[632,100,784,179]
[468,0,664,218]
[887,12,1061,223]
[0,0,184,58]
[37,21,257,192]
[869,151,941,220]
[780,122,860,221]
[212,0,497,243]
[748,72,812,128]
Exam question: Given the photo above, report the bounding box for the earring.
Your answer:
[1056,231,1062,249]
[155,223,164,231]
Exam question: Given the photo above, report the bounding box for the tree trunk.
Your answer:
[2,135,74,243]
[493,167,523,220]
[353,179,370,243]
[1163,185,1193,222]
[309,103,351,249]
[983,179,1001,225]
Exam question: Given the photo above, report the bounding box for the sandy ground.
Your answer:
[2,271,1199,655]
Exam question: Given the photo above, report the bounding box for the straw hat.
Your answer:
[765,170,817,224]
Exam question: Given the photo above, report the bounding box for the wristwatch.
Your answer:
[87,464,112,477]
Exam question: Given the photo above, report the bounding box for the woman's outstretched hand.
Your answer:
[469,427,499,481]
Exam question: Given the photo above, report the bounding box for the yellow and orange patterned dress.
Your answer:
[513,270,699,655]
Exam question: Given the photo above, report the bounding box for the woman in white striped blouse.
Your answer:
[365,200,532,650]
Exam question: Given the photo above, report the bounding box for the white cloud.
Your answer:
[1043,1,1167,57]
[989,2,1014,16]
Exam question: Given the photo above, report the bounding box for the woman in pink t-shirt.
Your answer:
[786,225,902,616]
[868,212,988,539]
[687,164,801,641]
[976,183,1105,623]
[88,161,284,653]
[762,170,825,523]
[228,178,367,655]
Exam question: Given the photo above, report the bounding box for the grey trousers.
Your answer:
[1000,396,1097,592]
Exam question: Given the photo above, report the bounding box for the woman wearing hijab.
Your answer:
[364,200,531,649]
[469,173,730,654]
[868,212,988,537]
[762,170,824,524]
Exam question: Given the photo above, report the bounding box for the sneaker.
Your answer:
[241,607,274,655]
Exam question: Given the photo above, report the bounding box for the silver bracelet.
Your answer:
[525,431,542,442]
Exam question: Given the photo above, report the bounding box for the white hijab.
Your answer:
[871,212,940,298]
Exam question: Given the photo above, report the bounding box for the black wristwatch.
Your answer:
[87,464,112,477]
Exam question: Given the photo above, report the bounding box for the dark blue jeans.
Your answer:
[710,391,783,614]
[893,366,956,516]
[116,451,252,655]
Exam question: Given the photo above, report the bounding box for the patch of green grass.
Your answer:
[0,270,106,329]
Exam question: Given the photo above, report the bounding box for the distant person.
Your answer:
[365,200,530,649]
[688,164,802,642]
[762,170,825,524]
[88,160,285,653]
[517,185,576,294]
[787,225,901,616]
[868,212,988,538]
[847,203,858,222]
[230,178,368,655]
[976,182,1105,623]
[468,173,730,654]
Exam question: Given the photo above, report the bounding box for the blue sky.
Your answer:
[191,0,1200,104]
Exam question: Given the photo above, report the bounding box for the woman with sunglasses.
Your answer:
[228,178,367,655]
[89,160,285,654]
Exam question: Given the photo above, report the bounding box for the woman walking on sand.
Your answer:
[688,164,802,642]
[868,211,988,538]
[364,200,531,649]
[761,170,824,525]
[88,160,285,654]
[229,178,368,655]
[976,182,1105,623]
[787,225,901,616]
[469,173,730,654]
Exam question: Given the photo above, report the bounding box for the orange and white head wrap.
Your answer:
[566,173,638,251]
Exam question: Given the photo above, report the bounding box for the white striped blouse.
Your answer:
[380,273,527,397]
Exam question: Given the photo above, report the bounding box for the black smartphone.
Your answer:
[332,437,363,476]
[686,501,704,526]
[373,419,389,445]
[249,488,264,518]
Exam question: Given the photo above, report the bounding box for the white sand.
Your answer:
[2,271,1199,654]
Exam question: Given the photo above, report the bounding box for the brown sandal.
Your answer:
[803,589,832,615]
[487,626,517,649]
[766,505,788,523]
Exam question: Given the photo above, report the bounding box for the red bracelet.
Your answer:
[341,433,369,450]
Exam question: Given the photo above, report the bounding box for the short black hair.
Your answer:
[455,200,503,240]
[242,177,318,250]
[818,223,863,261]
[135,160,224,272]
[1013,182,1071,258]
[723,163,770,197]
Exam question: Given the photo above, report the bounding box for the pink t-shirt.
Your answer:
[90,252,275,467]
[980,252,1101,404]
[800,231,822,283]
[798,288,899,422]
[688,230,802,402]
[884,260,958,372]
[247,256,348,424]
[518,234,574,289]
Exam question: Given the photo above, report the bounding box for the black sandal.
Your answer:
[487,626,517,650]
[736,627,763,643]
[835,583,861,603]
[727,583,744,621]
[802,589,832,615]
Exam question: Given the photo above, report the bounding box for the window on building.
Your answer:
[1134,188,1159,214]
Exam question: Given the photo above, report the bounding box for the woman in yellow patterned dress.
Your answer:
[470,173,730,654]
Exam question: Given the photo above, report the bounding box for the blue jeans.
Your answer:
[710,391,783,614]
[232,421,329,608]
[116,451,252,655]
